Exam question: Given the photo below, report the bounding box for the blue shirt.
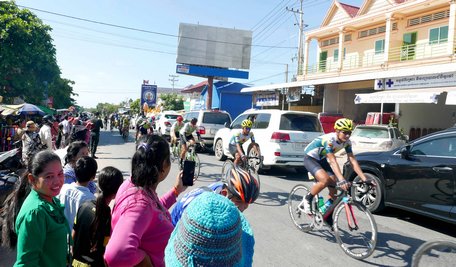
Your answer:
[171,182,224,226]
[63,164,98,194]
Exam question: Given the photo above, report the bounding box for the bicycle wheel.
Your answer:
[288,185,314,233]
[412,240,456,267]
[221,160,235,183]
[247,143,262,173]
[333,201,377,260]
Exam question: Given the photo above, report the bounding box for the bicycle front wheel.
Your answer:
[288,185,314,233]
[412,240,456,267]
[333,201,377,260]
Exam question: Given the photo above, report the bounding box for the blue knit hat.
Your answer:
[165,192,255,267]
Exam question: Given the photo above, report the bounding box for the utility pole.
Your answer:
[169,74,179,90]
[286,0,306,75]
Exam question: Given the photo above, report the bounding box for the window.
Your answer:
[202,112,231,125]
[429,26,448,44]
[253,113,271,129]
[279,114,322,132]
[410,136,456,157]
[352,127,389,138]
[334,48,339,62]
[375,39,385,54]
[231,114,249,129]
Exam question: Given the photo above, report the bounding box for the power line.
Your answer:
[18,5,296,49]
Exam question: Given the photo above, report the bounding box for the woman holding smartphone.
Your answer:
[104,135,187,267]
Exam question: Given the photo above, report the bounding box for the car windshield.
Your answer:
[279,114,322,132]
[164,114,178,119]
[353,127,389,138]
[202,112,231,124]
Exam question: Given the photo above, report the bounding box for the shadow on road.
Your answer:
[256,191,289,207]
[261,166,308,181]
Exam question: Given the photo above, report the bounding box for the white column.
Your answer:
[384,14,392,63]
[338,28,344,70]
[303,38,310,75]
[448,0,456,55]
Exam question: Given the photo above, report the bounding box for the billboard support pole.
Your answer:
[207,76,213,110]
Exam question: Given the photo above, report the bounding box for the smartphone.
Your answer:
[182,160,195,186]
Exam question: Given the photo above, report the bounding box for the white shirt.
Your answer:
[60,119,71,135]
[58,183,95,230]
[39,124,52,150]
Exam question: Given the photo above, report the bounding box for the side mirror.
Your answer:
[400,145,411,159]
[224,122,230,128]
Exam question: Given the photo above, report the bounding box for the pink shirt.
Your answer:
[104,179,176,267]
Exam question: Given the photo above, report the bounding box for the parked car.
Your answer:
[182,110,232,151]
[343,127,456,224]
[214,109,324,172]
[155,111,180,137]
[348,125,408,154]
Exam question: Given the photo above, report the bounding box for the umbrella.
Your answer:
[17,103,45,116]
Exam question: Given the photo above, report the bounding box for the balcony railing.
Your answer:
[305,41,453,75]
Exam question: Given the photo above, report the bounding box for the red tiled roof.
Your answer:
[339,2,360,17]
[181,81,208,93]
[394,0,407,3]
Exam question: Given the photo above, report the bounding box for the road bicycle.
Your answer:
[170,140,202,180]
[411,240,456,267]
[220,143,262,185]
[288,181,377,260]
[121,126,129,141]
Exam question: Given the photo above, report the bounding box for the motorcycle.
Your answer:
[0,141,23,206]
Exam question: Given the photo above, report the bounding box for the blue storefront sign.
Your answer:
[141,84,157,110]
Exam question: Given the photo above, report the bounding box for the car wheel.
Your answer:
[351,173,385,213]
[294,167,307,174]
[214,139,226,161]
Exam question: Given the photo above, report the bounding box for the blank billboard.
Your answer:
[177,23,252,70]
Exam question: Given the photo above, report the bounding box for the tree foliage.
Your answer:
[160,93,184,111]
[130,98,140,114]
[0,2,75,108]
[95,102,120,115]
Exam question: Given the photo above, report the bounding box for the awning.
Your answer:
[241,62,456,93]
[354,87,456,104]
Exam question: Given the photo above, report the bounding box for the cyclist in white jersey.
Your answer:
[301,118,371,214]
[229,119,255,166]
[179,117,201,165]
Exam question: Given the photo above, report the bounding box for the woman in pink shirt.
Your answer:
[104,135,186,267]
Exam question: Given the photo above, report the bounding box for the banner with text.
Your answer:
[375,72,456,90]
[141,84,157,112]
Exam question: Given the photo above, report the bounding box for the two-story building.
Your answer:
[243,0,456,138]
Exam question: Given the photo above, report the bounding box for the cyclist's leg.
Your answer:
[229,144,240,165]
[179,134,187,161]
[302,155,333,213]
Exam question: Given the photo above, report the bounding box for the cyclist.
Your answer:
[135,120,150,142]
[170,166,259,226]
[179,117,201,166]
[170,115,184,147]
[302,118,371,214]
[229,119,255,166]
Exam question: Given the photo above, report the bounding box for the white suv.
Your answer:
[183,110,232,151]
[213,109,324,171]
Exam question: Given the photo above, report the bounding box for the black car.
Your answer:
[343,127,456,224]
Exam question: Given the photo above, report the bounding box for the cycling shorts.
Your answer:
[229,144,245,158]
[303,155,335,177]
[180,134,194,144]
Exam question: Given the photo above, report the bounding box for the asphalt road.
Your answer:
[1,129,455,266]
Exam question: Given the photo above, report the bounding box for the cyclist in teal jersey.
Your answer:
[301,118,371,214]
[229,119,255,166]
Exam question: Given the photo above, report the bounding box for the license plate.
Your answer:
[293,142,306,150]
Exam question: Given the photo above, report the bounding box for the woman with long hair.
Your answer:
[72,166,124,266]
[13,150,70,266]
[104,135,187,267]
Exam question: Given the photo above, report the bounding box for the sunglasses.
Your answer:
[244,127,251,131]
[342,131,352,135]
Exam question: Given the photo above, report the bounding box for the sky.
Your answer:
[13,0,365,108]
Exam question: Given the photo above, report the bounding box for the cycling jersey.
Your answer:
[179,122,198,136]
[170,182,224,226]
[229,131,255,146]
[170,121,184,134]
[304,132,352,160]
